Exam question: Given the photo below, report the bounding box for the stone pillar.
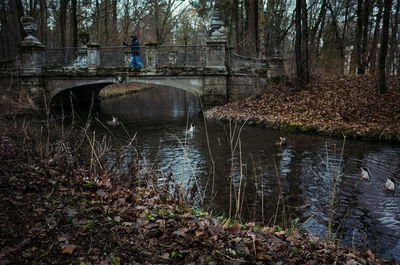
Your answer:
[18,16,46,107]
[205,40,227,71]
[19,16,45,74]
[145,43,157,70]
[202,7,229,106]
[267,49,285,81]
[87,43,100,71]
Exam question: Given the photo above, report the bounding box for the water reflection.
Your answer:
[73,85,399,262]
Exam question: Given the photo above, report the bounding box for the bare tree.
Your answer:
[148,0,188,44]
[71,0,77,47]
[60,0,69,48]
[388,0,399,74]
[368,0,383,73]
[295,0,309,88]
[39,0,47,45]
[246,0,258,57]
[378,0,392,94]
[0,0,25,59]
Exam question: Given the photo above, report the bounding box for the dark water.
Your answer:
[73,86,400,262]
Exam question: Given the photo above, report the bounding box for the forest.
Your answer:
[1,0,399,83]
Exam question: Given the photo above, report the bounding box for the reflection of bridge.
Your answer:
[0,17,284,108]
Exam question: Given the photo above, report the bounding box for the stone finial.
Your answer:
[209,8,227,41]
[210,8,225,34]
[79,30,90,47]
[20,16,38,41]
[210,26,227,41]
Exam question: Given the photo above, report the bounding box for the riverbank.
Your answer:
[0,111,396,263]
[205,74,400,143]
[0,119,395,264]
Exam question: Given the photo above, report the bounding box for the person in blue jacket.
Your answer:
[123,34,143,67]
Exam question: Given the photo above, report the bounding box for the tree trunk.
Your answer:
[359,0,370,74]
[378,0,393,94]
[71,0,78,47]
[39,0,47,45]
[29,0,38,17]
[112,0,117,33]
[340,0,350,74]
[295,0,303,87]
[310,0,326,59]
[258,0,266,58]
[265,0,273,56]
[368,0,383,73]
[104,0,109,45]
[0,0,24,59]
[96,0,100,43]
[301,0,309,85]
[246,0,258,57]
[327,1,344,74]
[60,0,69,48]
[16,0,25,39]
[233,0,240,52]
[388,0,399,74]
[356,0,363,74]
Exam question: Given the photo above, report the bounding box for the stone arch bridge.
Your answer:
[0,18,284,108]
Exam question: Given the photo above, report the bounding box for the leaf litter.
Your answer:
[205,74,400,142]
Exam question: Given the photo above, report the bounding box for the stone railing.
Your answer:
[44,47,85,66]
[227,49,268,73]
[227,48,284,78]
[43,45,207,69]
[0,56,20,74]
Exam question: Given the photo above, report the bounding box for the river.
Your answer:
[70,85,400,262]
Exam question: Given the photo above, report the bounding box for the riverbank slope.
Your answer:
[205,74,400,143]
[0,121,395,264]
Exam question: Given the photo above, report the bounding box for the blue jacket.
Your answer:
[124,35,140,56]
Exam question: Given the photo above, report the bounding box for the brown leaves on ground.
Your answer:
[99,82,153,99]
[205,74,400,142]
[1,122,396,264]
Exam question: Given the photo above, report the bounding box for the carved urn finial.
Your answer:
[210,7,225,34]
[20,15,38,41]
[209,7,227,41]
[79,30,90,47]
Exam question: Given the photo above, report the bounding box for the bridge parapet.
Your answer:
[42,45,206,70]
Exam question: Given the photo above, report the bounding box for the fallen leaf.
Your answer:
[122,222,133,227]
[172,228,187,237]
[228,224,240,234]
[61,244,76,254]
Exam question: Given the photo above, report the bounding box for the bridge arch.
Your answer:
[48,76,205,107]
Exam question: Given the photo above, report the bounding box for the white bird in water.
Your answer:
[106,116,120,126]
[383,177,395,191]
[360,167,370,181]
[277,137,287,146]
[186,123,194,134]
